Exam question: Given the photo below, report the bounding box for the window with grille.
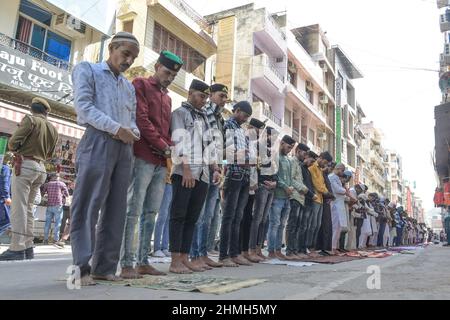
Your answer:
[153,23,206,79]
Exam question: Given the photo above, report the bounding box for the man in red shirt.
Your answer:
[120,51,183,279]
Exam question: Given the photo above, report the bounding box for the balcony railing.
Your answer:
[263,105,282,127]
[292,128,300,141]
[167,0,209,30]
[0,33,72,71]
[266,14,286,40]
[268,60,284,82]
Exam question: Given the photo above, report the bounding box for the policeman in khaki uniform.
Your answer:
[0,97,58,261]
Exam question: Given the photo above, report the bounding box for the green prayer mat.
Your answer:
[96,274,267,295]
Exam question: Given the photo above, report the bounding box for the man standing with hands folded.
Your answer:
[70,32,140,285]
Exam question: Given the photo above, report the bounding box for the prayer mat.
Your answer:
[260,259,316,267]
[96,274,267,295]
[388,247,423,252]
[344,251,392,258]
[296,255,364,264]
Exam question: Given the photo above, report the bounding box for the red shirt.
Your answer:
[133,77,172,166]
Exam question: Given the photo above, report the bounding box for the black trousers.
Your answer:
[355,218,364,248]
[286,199,303,254]
[219,172,249,259]
[240,194,255,252]
[317,201,332,251]
[169,174,208,254]
[339,231,347,250]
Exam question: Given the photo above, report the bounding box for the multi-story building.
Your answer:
[354,103,367,185]
[361,121,387,196]
[116,0,217,109]
[286,24,336,155]
[386,150,404,205]
[330,45,363,172]
[206,3,288,133]
[435,0,450,191]
[0,0,113,142]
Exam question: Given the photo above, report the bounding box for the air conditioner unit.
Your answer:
[53,13,86,38]
[288,61,297,73]
[318,132,327,140]
[440,12,450,32]
[306,80,313,91]
[437,0,450,9]
[319,93,329,104]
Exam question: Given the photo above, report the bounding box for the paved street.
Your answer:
[0,244,449,300]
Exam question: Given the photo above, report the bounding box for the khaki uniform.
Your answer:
[8,114,58,251]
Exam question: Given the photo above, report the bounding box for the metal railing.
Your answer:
[266,14,286,40]
[292,128,300,141]
[168,0,210,30]
[0,33,72,71]
[262,105,282,127]
[268,60,284,82]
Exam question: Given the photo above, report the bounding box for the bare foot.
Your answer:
[295,253,309,259]
[267,252,277,260]
[275,251,288,260]
[232,255,252,266]
[80,275,96,286]
[136,265,166,276]
[192,258,213,270]
[120,267,144,279]
[220,258,239,267]
[285,254,299,261]
[201,256,223,268]
[169,262,193,274]
[183,259,205,272]
[91,274,123,282]
[246,253,262,263]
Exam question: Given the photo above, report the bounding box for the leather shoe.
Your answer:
[25,247,34,260]
[0,249,25,261]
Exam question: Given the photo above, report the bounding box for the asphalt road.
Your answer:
[0,244,449,300]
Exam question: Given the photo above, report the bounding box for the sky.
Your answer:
[189,0,443,213]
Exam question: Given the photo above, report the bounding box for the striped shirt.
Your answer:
[224,117,249,176]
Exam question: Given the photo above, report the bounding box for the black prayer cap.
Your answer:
[249,118,266,129]
[189,79,210,94]
[307,150,319,160]
[233,101,252,115]
[282,135,296,146]
[320,151,333,162]
[158,50,183,72]
[210,83,228,94]
[265,126,279,135]
[296,143,309,152]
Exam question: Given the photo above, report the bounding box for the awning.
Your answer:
[0,100,84,140]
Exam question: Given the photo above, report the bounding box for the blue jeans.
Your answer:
[153,184,172,252]
[120,158,167,268]
[44,205,63,241]
[207,199,221,251]
[268,198,290,252]
[190,184,219,258]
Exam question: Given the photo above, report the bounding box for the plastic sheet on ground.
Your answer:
[148,256,172,264]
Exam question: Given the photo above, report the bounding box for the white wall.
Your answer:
[0,0,20,38]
